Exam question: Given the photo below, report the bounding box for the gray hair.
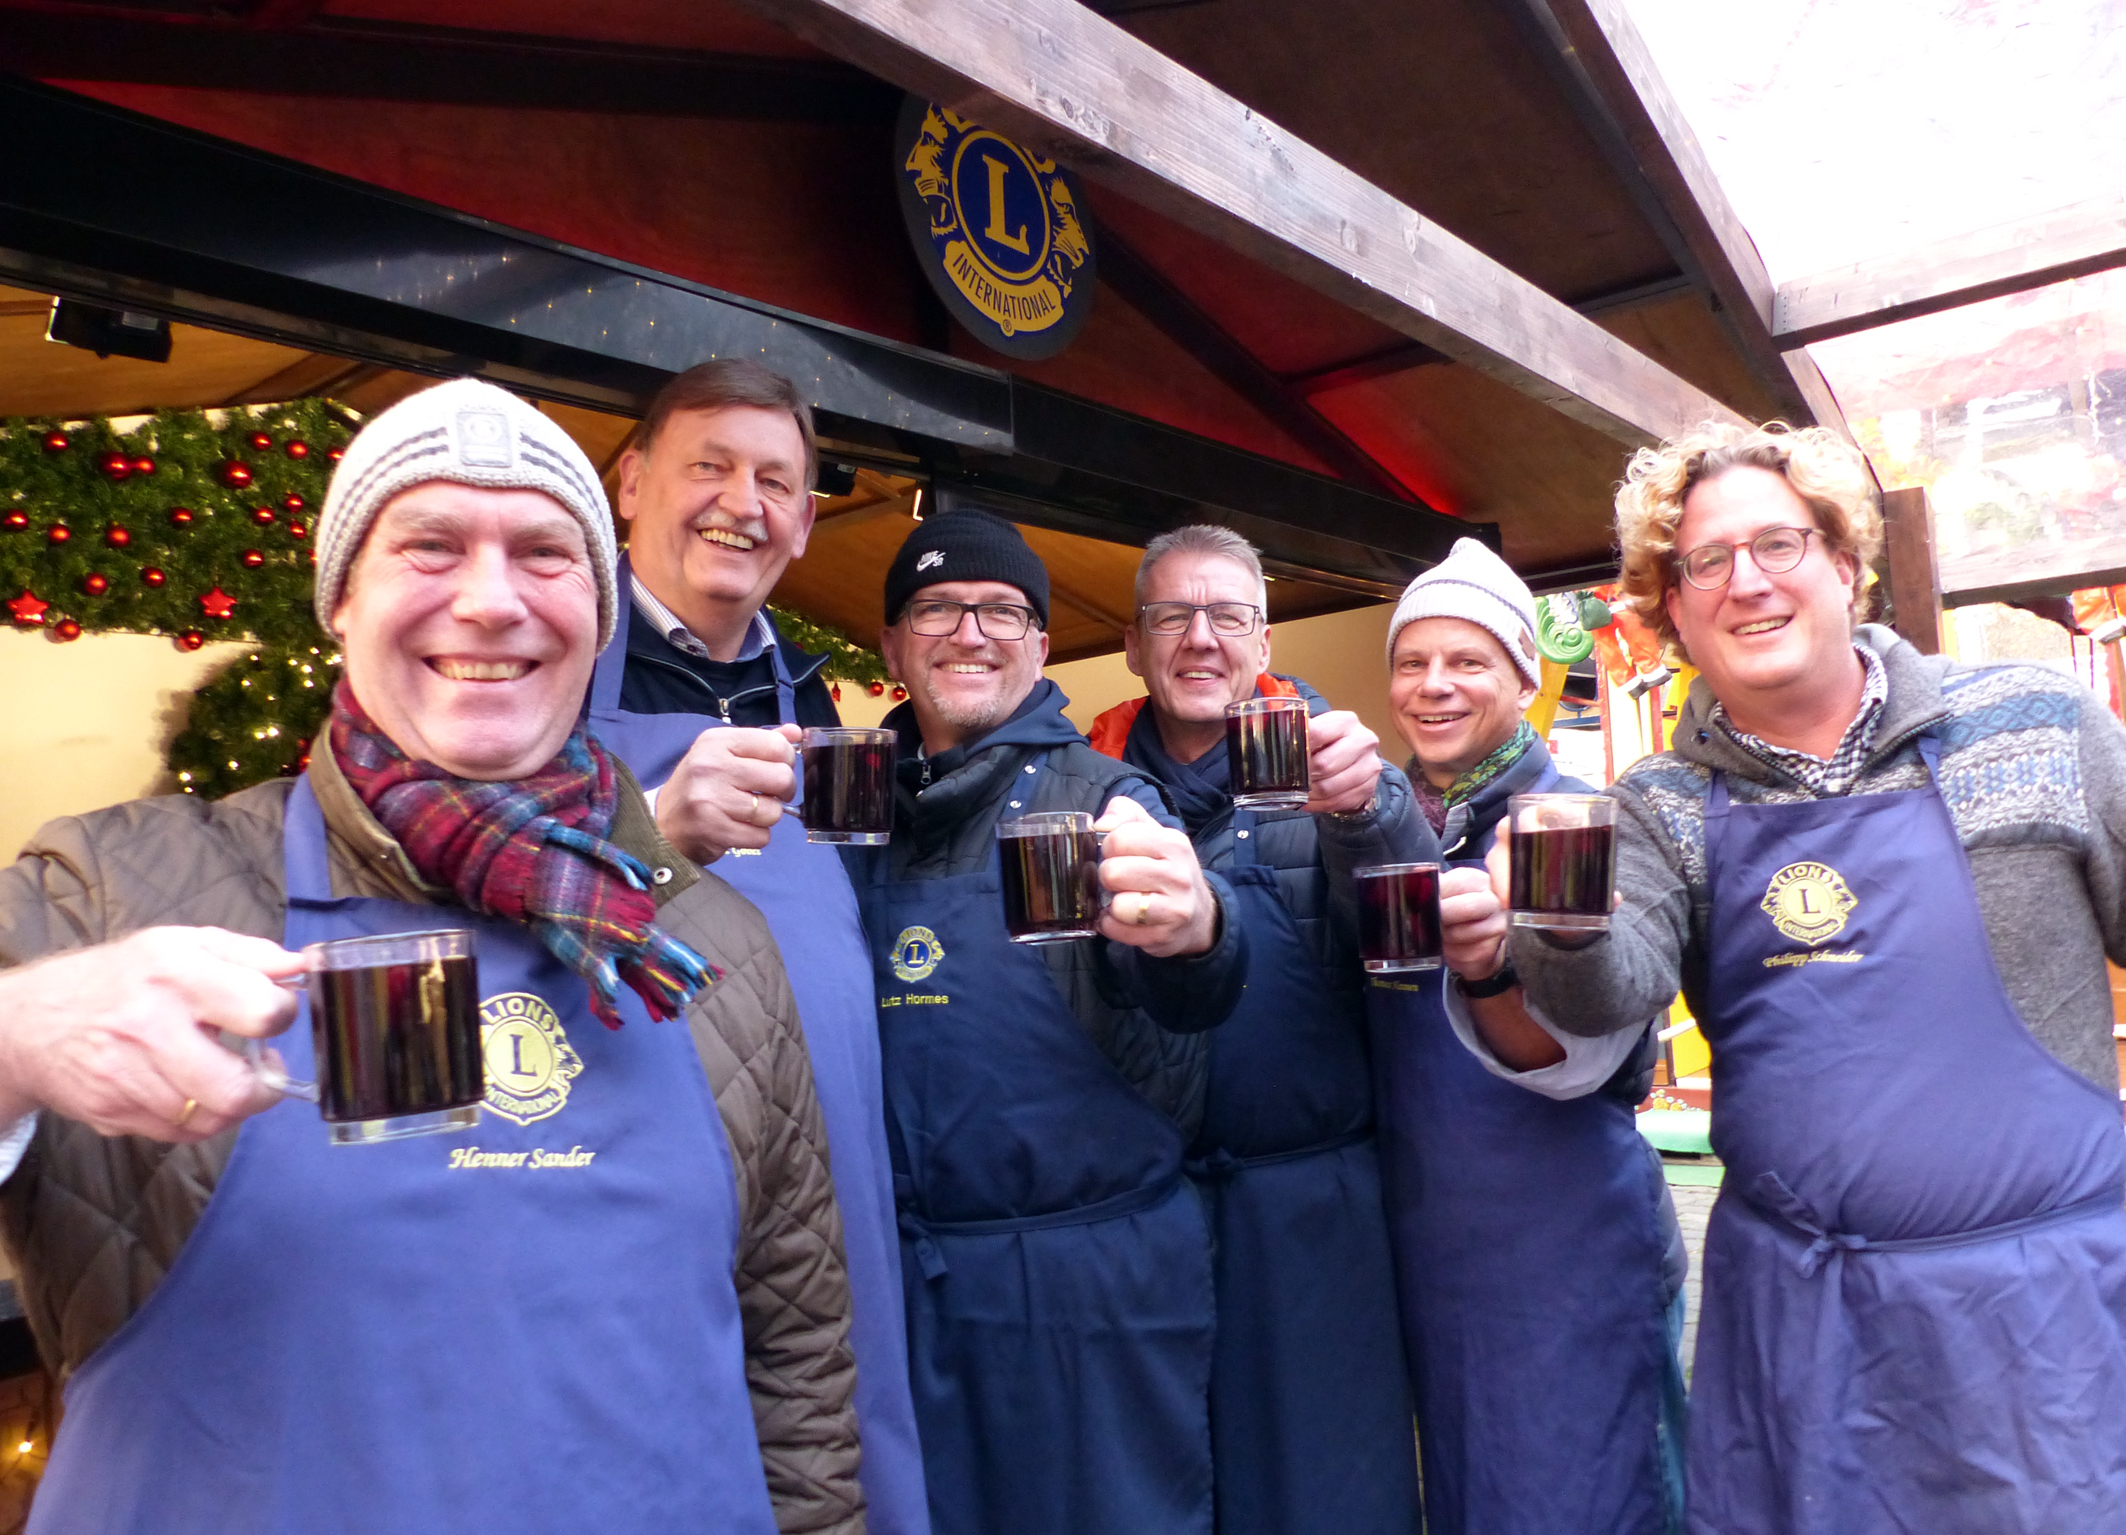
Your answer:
[1135,524,1268,611]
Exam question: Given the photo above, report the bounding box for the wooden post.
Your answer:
[1878,486,1943,655]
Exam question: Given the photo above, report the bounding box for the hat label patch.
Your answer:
[455,409,514,468]
[917,549,945,572]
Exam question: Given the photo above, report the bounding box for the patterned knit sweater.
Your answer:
[1516,625,2126,1094]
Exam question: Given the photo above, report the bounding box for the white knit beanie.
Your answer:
[1385,537,1542,687]
[314,378,619,647]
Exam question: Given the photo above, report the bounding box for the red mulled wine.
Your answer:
[1225,697,1310,809]
[1000,812,1105,943]
[1355,863,1443,973]
[1508,824,1617,931]
[801,728,895,846]
[308,932,483,1144]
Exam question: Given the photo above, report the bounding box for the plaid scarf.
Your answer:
[328,683,715,1029]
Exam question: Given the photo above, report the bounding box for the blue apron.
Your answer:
[1369,759,1671,1535]
[587,560,930,1535]
[1689,738,2126,1535]
[851,754,1215,1535]
[1188,809,1420,1535]
[31,776,777,1535]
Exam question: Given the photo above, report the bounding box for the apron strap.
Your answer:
[282,775,335,905]
[587,555,636,715]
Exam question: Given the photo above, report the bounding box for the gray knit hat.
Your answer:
[314,378,619,647]
[1385,537,1541,687]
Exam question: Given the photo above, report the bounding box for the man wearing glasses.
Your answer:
[1084,525,1423,1535]
[852,510,1248,1535]
[1450,422,2126,1532]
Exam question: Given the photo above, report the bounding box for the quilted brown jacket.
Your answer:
[0,753,866,1535]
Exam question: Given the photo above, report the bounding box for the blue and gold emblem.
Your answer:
[895,97,1096,360]
[480,992,583,1126]
[1761,862,1857,947]
[890,926,946,984]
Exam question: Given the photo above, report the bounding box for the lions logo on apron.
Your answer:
[481,992,584,1125]
[890,927,945,984]
[1760,861,1857,946]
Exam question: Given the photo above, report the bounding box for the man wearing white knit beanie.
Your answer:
[1358,534,1690,1535]
[0,375,867,1535]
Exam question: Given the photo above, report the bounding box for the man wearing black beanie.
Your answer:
[847,510,1249,1535]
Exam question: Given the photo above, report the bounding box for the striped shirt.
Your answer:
[1711,643,1888,796]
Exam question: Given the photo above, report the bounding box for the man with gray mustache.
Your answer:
[594,358,931,1535]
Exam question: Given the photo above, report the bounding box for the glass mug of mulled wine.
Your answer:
[241,928,485,1145]
[799,726,895,846]
[1506,793,1617,933]
[1225,696,1310,809]
[998,810,1107,943]
[1354,862,1444,973]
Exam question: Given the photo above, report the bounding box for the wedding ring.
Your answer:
[1131,892,1153,926]
[748,792,762,822]
[175,1097,198,1128]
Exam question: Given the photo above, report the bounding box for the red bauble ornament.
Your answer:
[287,520,308,540]
[176,630,205,652]
[251,507,276,526]
[215,461,253,490]
[241,549,265,569]
[285,440,310,459]
[105,527,131,549]
[891,685,908,702]
[281,492,306,513]
[52,619,81,643]
[47,524,70,546]
[142,567,166,588]
[1,511,26,532]
[247,431,273,452]
[39,430,68,454]
[327,446,344,463]
[169,506,194,527]
[867,681,886,697]
[95,451,131,481]
[199,586,238,621]
[81,573,108,597]
[8,590,48,627]
[131,455,155,477]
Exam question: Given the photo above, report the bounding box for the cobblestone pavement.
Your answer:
[1668,1179,1718,1379]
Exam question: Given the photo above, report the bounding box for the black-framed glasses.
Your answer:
[902,599,1041,640]
[1676,526,1823,590]
[1136,601,1265,638]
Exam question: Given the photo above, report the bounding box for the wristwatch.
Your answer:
[1454,957,1520,999]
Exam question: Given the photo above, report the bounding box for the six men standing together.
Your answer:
[0,361,2120,1535]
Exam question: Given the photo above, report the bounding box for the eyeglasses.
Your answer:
[1136,602,1265,637]
[1676,526,1824,590]
[902,599,1041,641]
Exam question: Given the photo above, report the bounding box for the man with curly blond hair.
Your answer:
[1443,421,2126,1534]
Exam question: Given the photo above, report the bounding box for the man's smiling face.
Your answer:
[879,579,1050,752]
[333,482,600,779]
[616,403,814,641]
[1388,617,1535,788]
[1125,551,1270,753]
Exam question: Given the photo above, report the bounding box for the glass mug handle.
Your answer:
[217,1027,321,1104]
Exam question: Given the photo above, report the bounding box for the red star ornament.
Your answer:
[8,590,49,627]
[199,587,238,621]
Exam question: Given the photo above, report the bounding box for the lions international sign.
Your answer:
[896,98,1096,359]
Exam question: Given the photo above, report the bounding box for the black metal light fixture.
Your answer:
[45,298,173,363]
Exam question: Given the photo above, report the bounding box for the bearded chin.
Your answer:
[919,675,1011,732]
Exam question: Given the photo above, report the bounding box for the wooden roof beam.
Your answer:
[1092,219,1427,504]
[733,0,1745,447]
[1774,193,2126,347]
[1507,0,1851,437]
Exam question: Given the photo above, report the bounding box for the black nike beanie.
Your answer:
[883,509,1051,628]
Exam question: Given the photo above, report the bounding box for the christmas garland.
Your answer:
[2,405,893,801]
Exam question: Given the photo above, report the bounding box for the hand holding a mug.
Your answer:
[1438,865,1510,981]
[1303,710,1384,815]
[0,925,303,1141]
[655,723,803,864]
[1094,796,1220,958]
